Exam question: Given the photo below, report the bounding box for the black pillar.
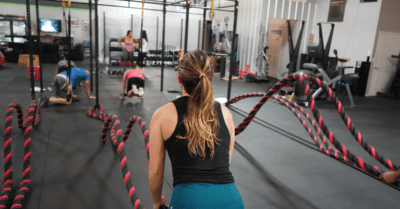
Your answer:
[202,0,207,50]
[35,0,43,92]
[95,0,100,109]
[180,19,183,50]
[103,12,106,62]
[184,0,190,53]
[139,4,144,54]
[161,0,166,92]
[89,0,93,92]
[156,16,159,50]
[227,0,238,101]
[26,0,35,100]
[198,20,201,49]
[67,14,72,90]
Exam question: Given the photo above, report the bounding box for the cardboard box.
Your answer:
[18,54,39,67]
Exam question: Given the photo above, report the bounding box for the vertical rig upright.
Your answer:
[184,0,190,53]
[26,0,35,100]
[201,0,207,50]
[36,0,43,92]
[89,0,93,92]
[160,0,166,92]
[227,0,238,101]
[95,0,100,109]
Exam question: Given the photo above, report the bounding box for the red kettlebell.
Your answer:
[119,61,124,66]
[127,62,132,66]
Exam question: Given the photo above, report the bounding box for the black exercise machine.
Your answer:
[293,23,358,107]
[287,20,305,74]
[292,23,334,103]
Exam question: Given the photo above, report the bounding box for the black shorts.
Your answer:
[138,52,147,67]
[53,74,69,98]
[127,77,145,93]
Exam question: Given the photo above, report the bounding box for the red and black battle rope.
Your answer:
[227,80,291,135]
[88,108,143,209]
[304,75,400,172]
[272,95,391,179]
[122,116,163,198]
[274,95,335,152]
[88,107,165,208]
[226,73,399,186]
[1,101,40,209]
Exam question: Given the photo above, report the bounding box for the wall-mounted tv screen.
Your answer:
[40,18,62,33]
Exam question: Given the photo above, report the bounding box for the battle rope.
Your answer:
[273,95,334,151]
[226,73,399,172]
[272,96,393,180]
[225,73,399,186]
[87,107,165,209]
[1,101,40,209]
[305,76,400,172]
[87,108,143,209]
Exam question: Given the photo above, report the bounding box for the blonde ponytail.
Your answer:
[177,50,220,158]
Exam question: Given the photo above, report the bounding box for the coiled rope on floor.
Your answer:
[88,107,143,209]
[1,101,40,209]
[226,72,399,186]
[88,107,165,209]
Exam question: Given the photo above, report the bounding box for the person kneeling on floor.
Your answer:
[51,58,78,85]
[39,66,95,107]
[120,68,145,100]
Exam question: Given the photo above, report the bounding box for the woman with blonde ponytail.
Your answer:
[149,50,244,209]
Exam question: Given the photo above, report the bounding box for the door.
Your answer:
[366,31,400,96]
[267,18,296,78]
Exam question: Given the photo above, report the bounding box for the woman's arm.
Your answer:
[118,37,125,48]
[149,108,167,206]
[221,105,235,164]
[121,72,127,99]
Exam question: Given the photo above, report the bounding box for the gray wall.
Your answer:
[372,0,400,59]
[314,0,382,73]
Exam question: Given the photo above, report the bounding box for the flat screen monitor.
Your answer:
[40,18,62,33]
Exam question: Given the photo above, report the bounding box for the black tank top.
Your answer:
[165,96,235,187]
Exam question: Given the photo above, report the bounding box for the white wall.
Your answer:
[96,1,204,62]
[314,0,382,72]
[230,0,317,78]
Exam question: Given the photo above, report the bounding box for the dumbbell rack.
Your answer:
[147,49,179,67]
[109,38,123,64]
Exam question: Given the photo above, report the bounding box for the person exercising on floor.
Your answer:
[39,66,95,107]
[55,58,77,75]
[51,58,77,85]
[120,67,145,100]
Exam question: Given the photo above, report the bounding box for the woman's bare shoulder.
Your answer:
[153,102,176,120]
[220,103,232,120]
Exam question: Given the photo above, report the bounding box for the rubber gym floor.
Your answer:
[0,59,399,209]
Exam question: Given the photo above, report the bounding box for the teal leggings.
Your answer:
[169,183,244,209]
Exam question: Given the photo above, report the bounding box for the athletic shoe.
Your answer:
[37,96,44,107]
[38,96,50,108]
